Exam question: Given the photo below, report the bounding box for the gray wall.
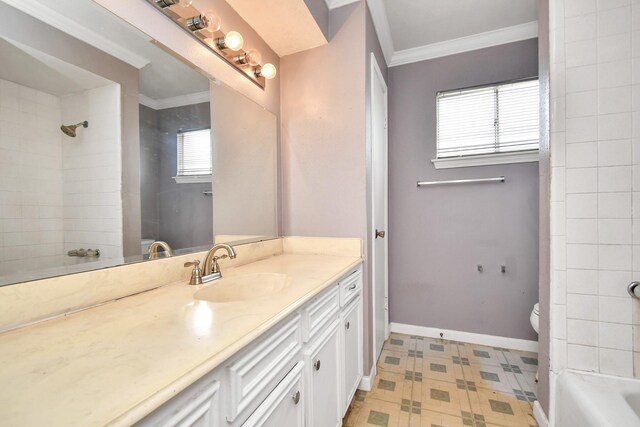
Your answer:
[537,0,551,414]
[140,104,161,240]
[0,2,141,258]
[139,103,213,250]
[388,39,540,340]
[281,2,371,368]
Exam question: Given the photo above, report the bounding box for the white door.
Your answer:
[370,53,389,363]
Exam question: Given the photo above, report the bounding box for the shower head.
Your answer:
[60,121,88,138]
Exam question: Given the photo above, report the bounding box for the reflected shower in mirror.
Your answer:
[138,46,213,257]
[0,0,278,286]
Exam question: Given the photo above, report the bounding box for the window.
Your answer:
[434,78,539,169]
[175,129,212,183]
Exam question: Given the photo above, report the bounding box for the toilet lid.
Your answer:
[533,303,539,315]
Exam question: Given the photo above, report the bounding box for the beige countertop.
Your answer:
[0,252,361,426]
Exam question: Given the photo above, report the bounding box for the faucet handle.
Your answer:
[184,260,203,285]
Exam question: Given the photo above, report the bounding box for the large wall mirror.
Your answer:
[0,0,278,286]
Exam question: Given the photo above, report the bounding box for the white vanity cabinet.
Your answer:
[138,264,363,427]
[304,319,341,427]
[135,375,222,427]
[242,362,305,427]
[341,296,363,414]
[339,268,364,415]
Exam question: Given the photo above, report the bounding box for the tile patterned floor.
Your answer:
[343,333,539,427]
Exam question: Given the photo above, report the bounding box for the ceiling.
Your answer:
[3,0,209,101]
[383,0,538,51]
[225,0,328,57]
[0,37,112,97]
[332,0,538,67]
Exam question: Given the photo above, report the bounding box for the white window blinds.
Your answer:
[176,129,212,177]
[436,79,539,158]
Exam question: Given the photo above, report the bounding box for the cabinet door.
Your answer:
[135,378,220,427]
[341,296,363,415]
[305,319,341,427]
[242,362,304,427]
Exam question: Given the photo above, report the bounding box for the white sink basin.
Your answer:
[193,273,292,303]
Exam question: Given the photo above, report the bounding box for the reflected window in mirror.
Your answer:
[0,0,278,286]
[175,128,212,184]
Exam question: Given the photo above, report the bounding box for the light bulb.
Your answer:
[234,49,262,66]
[202,10,221,32]
[258,63,277,80]
[224,31,244,51]
[245,49,262,66]
[176,0,192,7]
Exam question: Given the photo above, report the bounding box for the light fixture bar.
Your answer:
[145,0,272,89]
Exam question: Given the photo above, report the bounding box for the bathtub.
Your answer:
[556,370,640,427]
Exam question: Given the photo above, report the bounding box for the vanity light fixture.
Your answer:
[233,48,262,66]
[155,0,192,9]
[215,31,244,51]
[255,63,277,80]
[187,10,221,32]
[146,0,276,89]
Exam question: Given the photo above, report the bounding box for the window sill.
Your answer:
[173,175,212,184]
[431,150,539,169]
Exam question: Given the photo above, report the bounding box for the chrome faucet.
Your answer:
[202,243,237,282]
[149,241,173,259]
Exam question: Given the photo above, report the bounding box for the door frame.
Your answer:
[369,52,389,369]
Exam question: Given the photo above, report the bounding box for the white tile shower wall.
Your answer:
[0,79,65,275]
[61,84,122,261]
[549,0,640,395]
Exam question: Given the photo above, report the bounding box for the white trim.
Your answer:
[358,362,376,392]
[390,322,539,353]
[324,0,360,9]
[366,0,394,65]
[390,21,539,67]
[139,91,210,110]
[0,0,150,69]
[173,175,212,184]
[432,150,539,169]
[138,94,159,110]
[533,401,549,427]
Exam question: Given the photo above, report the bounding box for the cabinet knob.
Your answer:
[348,283,357,291]
[375,229,385,239]
[314,359,321,371]
[345,321,350,330]
[292,390,301,405]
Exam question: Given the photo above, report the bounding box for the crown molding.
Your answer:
[324,0,360,9]
[0,0,150,69]
[366,0,394,65]
[390,21,538,67]
[139,91,210,110]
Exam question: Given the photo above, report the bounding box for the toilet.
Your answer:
[141,239,155,255]
[530,303,539,334]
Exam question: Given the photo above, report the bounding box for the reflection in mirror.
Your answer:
[138,45,212,257]
[0,0,278,286]
[211,83,277,244]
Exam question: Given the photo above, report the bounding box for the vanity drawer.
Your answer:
[339,268,362,307]
[225,314,302,425]
[301,284,339,343]
[135,376,221,427]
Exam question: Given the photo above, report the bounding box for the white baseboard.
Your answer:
[533,400,549,427]
[390,322,538,353]
[358,362,376,391]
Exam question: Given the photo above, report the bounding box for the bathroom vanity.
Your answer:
[0,237,363,427]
